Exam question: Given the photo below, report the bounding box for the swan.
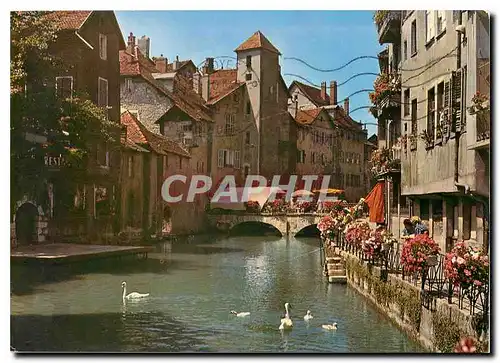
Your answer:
[279,303,293,330]
[304,310,313,321]
[322,323,338,330]
[231,310,250,317]
[121,281,149,302]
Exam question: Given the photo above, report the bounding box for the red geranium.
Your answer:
[400,234,440,273]
[444,241,489,290]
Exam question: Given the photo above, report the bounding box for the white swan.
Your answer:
[304,310,313,321]
[279,303,293,330]
[231,310,250,317]
[322,323,338,330]
[121,281,149,302]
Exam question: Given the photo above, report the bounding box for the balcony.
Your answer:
[369,72,401,119]
[468,90,490,151]
[375,11,402,44]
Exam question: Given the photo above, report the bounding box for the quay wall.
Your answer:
[340,251,488,353]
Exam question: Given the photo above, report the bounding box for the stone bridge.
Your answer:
[207,213,326,237]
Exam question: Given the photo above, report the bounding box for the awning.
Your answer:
[364,181,385,224]
[313,188,344,195]
[210,186,285,211]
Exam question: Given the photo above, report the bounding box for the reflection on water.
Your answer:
[11,235,423,353]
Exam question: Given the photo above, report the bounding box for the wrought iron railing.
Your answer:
[328,231,489,323]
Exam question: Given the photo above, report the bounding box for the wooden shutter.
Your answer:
[56,76,73,99]
[98,78,108,108]
[217,149,224,168]
[235,151,241,169]
[452,70,462,133]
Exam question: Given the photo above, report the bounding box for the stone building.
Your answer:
[373,10,490,251]
[199,31,296,184]
[120,111,206,237]
[288,81,369,201]
[292,107,335,177]
[12,11,125,246]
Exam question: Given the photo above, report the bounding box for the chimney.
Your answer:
[154,54,167,73]
[330,81,337,105]
[193,72,202,95]
[344,97,350,115]
[201,73,210,101]
[320,81,327,100]
[202,57,215,75]
[127,32,136,54]
[137,35,151,59]
[173,55,180,71]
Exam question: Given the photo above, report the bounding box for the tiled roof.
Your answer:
[120,48,212,123]
[45,11,92,30]
[121,137,150,153]
[164,60,193,73]
[206,69,245,105]
[331,106,363,131]
[291,81,330,107]
[235,31,281,55]
[120,111,191,158]
[294,108,324,125]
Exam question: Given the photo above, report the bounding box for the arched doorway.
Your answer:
[15,203,39,246]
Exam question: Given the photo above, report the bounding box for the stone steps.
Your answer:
[325,255,347,284]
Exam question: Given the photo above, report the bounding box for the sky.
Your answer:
[115,10,385,137]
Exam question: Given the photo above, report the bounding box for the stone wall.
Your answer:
[341,251,488,352]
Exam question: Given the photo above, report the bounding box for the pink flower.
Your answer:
[454,337,477,353]
[464,269,472,277]
[473,280,482,286]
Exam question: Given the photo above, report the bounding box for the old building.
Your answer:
[293,107,335,177]
[120,111,206,236]
[12,11,125,246]
[375,10,490,251]
[288,80,369,201]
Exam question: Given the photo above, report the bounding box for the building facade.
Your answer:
[373,10,490,251]
[12,11,125,246]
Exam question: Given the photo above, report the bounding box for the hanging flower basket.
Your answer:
[400,234,441,273]
[444,241,489,290]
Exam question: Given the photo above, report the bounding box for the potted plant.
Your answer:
[444,241,489,291]
[420,129,434,149]
[400,234,441,274]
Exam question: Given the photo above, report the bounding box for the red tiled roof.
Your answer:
[45,11,92,30]
[120,48,212,123]
[205,69,244,105]
[291,81,330,107]
[331,106,363,131]
[235,31,281,55]
[121,137,150,153]
[294,108,324,125]
[120,111,191,158]
[165,60,193,73]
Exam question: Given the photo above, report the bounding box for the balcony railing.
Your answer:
[375,11,402,44]
[476,112,490,142]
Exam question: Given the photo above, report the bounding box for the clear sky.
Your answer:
[115,10,384,137]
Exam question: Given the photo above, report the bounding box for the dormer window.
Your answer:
[99,34,107,60]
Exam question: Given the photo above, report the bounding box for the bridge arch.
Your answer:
[229,221,284,237]
[294,223,320,238]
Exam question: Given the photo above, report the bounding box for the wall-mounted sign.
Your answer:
[44,154,64,167]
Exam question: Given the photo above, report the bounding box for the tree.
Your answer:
[10,11,118,215]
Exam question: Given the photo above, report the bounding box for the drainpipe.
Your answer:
[454,11,465,192]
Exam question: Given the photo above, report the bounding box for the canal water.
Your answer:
[11,236,423,353]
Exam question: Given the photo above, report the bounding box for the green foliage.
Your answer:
[432,310,464,353]
[10,11,119,215]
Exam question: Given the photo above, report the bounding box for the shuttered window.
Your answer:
[56,76,73,100]
[235,151,241,169]
[99,34,107,60]
[425,10,435,43]
[98,77,108,108]
[217,149,224,168]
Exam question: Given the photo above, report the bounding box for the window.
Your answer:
[427,87,436,140]
[246,56,252,68]
[225,150,235,167]
[437,10,446,34]
[179,156,182,169]
[425,10,435,43]
[246,101,251,116]
[404,89,410,116]
[403,40,408,61]
[56,76,73,100]
[182,124,192,132]
[297,150,306,163]
[437,82,444,136]
[269,85,274,96]
[411,20,417,55]
[245,73,252,81]
[217,149,224,168]
[311,152,316,164]
[235,151,241,169]
[224,114,235,135]
[125,78,133,92]
[127,155,133,177]
[98,77,108,108]
[245,131,250,145]
[411,99,418,135]
[99,34,107,60]
[96,144,109,167]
